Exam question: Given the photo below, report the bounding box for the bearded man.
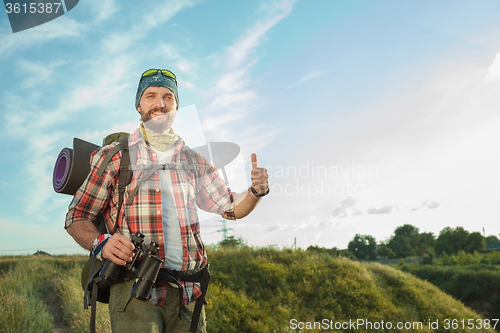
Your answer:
[65,69,269,333]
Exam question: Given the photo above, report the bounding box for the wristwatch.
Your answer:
[251,186,269,197]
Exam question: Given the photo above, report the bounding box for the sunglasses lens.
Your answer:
[160,70,176,79]
[141,69,177,83]
[142,69,158,77]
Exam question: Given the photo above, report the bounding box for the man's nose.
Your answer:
[153,97,165,108]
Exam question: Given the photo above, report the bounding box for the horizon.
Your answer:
[1,0,500,255]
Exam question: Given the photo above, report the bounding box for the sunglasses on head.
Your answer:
[141,69,177,83]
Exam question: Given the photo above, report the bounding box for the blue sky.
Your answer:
[1,0,500,255]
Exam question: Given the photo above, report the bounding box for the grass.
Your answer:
[58,264,110,333]
[0,249,497,333]
[0,256,69,333]
[398,263,500,323]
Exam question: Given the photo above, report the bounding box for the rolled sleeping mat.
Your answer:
[53,138,100,195]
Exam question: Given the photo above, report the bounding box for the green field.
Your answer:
[0,248,497,333]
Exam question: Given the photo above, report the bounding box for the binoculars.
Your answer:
[98,232,164,301]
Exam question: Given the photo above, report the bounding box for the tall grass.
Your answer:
[0,257,57,333]
[58,265,111,333]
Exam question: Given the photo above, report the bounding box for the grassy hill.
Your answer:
[399,263,500,324]
[0,248,496,332]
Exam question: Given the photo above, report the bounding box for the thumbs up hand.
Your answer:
[250,153,269,196]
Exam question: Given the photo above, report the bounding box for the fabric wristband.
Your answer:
[92,234,111,260]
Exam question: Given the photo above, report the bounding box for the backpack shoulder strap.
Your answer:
[96,144,122,177]
[91,138,131,234]
[112,137,130,234]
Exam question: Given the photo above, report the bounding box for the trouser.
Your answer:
[109,279,206,333]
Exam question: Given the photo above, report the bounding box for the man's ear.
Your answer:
[137,106,140,113]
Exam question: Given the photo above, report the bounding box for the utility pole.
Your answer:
[292,237,297,250]
[217,219,234,242]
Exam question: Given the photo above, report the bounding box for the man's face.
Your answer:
[137,86,178,134]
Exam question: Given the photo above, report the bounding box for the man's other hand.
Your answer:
[251,153,269,195]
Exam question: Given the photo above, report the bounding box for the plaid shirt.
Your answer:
[65,127,236,305]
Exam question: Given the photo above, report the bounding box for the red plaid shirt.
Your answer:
[65,127,236,305]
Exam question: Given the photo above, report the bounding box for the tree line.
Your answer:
[308,224,500,260]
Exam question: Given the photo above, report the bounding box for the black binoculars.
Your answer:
[98,232,164,301]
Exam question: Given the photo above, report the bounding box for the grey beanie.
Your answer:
[135,71,179,109]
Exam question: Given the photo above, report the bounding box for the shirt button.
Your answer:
[157,211,161,214]
[153,153,156,157]
[155,172,159,175]
[156,189,160,192]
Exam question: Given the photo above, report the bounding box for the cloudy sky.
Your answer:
[1,0,499,255]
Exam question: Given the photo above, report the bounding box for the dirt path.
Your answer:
[44,279,70,333]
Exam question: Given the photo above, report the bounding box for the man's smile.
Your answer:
[149,109,168,117]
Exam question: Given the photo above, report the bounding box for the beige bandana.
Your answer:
[140,123,179,151]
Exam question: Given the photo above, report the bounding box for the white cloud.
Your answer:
[18,59,65,87]
[411,200,441,211]
[89,0,118,23]
[0,16,82,59]
[366,205,397,215]
[332,196,362,219]
[293,71,327,86]
[487,52,500,79]
[226,0,294,68]
[291,222,308,231]
[263,224,287,232]
[140,0,197,31]
[177,60,192,72]
[201,0,296,145]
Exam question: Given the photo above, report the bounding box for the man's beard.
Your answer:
[142,108,174,134]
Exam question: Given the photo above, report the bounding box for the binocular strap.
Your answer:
[90,280,99,333]
[189,266,211,333]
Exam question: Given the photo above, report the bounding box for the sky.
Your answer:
[1,0,500,255]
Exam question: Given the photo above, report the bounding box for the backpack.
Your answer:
[81,132,202,333]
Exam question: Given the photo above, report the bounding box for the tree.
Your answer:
[485,235,500,244]
[465,232,485,253]
[415,232,436,256]
[388,235,417,258]
[218,236,246,248]
[435,227,485,255]
[377,243,396,259]
[435,227,467,255]
[306,245,341,257]
[385,224,436,258]
[348,234,377,260]
[387,224,420,258]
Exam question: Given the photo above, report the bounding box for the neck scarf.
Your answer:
[140,123,179,151]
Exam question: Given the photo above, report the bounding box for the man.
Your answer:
[65,69,269,332]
